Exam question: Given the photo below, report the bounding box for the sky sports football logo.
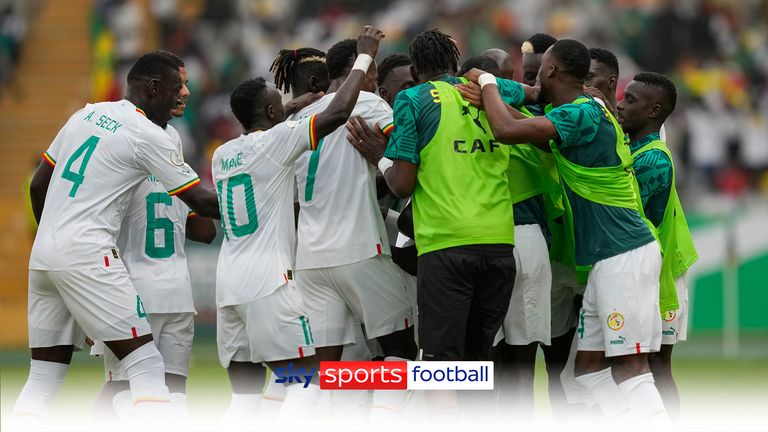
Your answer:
[318,361,493,390]
[272,361,493,390]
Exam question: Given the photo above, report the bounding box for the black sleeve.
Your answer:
[391,245,418,276]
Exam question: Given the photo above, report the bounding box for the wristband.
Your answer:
[378,157,393,175]
[478,73,497,89]
[352,54,374,73]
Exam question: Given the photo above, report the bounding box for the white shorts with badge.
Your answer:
[495,224,552,346]
[92,312,195,381]
[217,282,316,368]
[28,265,151,348]
[297,254,413,348]
[550,261,586,339]
[662,275,689,345]
[576,241,662,357]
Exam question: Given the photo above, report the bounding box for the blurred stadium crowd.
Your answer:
[3,0,768,197]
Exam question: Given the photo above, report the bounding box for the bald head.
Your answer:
[481,48,515,80]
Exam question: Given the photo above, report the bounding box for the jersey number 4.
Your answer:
[62,135,100,197]
[145,192,175,258]
[216,173,259,239]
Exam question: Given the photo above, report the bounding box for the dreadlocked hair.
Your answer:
[409,29,460,76]
[270,47,327,94]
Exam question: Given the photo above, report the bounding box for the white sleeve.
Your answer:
[135,126,201,196]
[267,115,318,167]
[364,96,394,135]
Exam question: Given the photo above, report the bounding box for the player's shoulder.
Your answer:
[212,135,245,162]
[358,90,387,104]
[290,93,334,120]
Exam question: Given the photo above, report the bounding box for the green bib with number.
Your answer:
[632,139,698,312]
[412,80,515,255]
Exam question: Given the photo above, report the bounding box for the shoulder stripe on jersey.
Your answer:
[135,107,147,117]
[304,137,325,201]
[168,178,200,196]
[381,123,394,136]
[308,115,320,151]
[187,211,198,218]
[42,152,56,167]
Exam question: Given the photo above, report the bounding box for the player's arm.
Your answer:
[175,186,220,220]
[185,212,216,243]
[634,150,673,208]
[379,159,417,199]
[312,26,384,139]
[29,161,54,224]
[479,74,557,145]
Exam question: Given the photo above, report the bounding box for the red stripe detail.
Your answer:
[42,153,55,167]
[131,327,138,338]
[168,178,200,196]
[382,124,394,136]
[635,343,641,354]
[283,273,289,283]
[298,346,304,358]
[404,318,409,328]
[104,256,109,267]
[135,108,146,117]
[108,371,113,381]
[376,243,382,255]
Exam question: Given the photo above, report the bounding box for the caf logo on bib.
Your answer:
[607,312,625,331]
[663,310,676,322]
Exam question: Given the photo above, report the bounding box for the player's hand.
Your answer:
[85,337,94,346]
[284,91,324,119]
[346,116,387,165]
[456,82,483,109]
[523,84,541,104]
[357,26,385,60]
[462,68,487,84]
[584,86,608,105]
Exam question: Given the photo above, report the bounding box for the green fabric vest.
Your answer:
[549,97,676,310]
[411,80,516,255]
[632,139,699,311]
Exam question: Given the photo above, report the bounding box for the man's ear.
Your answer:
[266,103,276,122]
[648,103,662,119]
[148,78,160,95]
[308,76,318,93]
[546,64,556,79]
[609,74,618,92]
[379,86,390,103]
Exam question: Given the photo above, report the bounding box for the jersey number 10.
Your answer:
[216,173,259,239]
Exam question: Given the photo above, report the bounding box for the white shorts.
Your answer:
[297,254,413,348]
[662,275,689,345]
[93,312,195,381]
[28,266,151,348]
[401,268,418,344]
[550,261,585,339]
[217,282,315,368]
[576,241,663,357]
[495,224,552,346]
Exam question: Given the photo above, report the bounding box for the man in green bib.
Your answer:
[373,28,532,363]
[466,39,667,422]
[617,72,698,419]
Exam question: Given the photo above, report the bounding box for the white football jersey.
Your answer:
[30,100,200,270]
[116,125,195,314]
[290,92,394,270]
[212,115,318,307]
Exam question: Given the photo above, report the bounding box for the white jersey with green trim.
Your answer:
[30,100,201,271]
[290,91,394,270]
[116,125,195,314]
[212,115,318,307]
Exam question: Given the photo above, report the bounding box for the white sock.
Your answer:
[112,389,134,423]
[120,343,171,421]
[260,378,285,424]
[170,392,191,425]
[220,393,263,428]
[574,367,630,419]
[12,359,69,422]
[369,356,410,424]
[618,373,668,422]
[277,383,321,422]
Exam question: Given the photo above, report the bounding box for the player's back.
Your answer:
[212,130,299,307]
[30,100,198,271]
[291,91,394,270]
[116,125,195,313]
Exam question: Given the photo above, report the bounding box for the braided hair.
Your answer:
[409,29,460,77]
[270,47,327,94]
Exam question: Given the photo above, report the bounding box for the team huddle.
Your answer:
[11,23,697,429]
